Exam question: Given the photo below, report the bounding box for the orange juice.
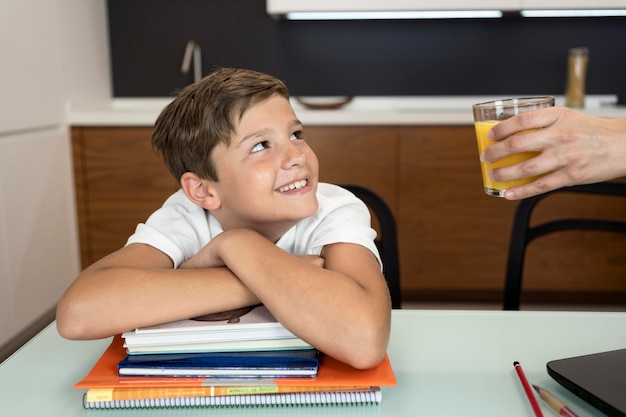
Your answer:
[474,121,542,196]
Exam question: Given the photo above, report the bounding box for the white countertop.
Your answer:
[67,95,626,127]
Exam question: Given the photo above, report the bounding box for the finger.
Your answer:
[502,171,578,200]
[481,128,551,163]
[487,107,561,141]
[489,151,560,183]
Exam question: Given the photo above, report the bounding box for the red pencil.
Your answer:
[513,361,544,417]
[533,385,580,417]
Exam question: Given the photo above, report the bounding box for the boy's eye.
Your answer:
[290,130,303,141]
[250,141,269,153]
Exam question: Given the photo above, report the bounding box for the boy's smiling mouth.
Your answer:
[277,179,308,193]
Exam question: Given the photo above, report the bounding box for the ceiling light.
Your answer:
[285,10,504,20]
[521,9,626,18]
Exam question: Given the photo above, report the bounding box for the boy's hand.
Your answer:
[179,238,225,269]
[180,232,325,270]
[297,255,325,269]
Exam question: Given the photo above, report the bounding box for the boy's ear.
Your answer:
[180,172,221,210]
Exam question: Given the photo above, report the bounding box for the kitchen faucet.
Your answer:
[181,39,202,83]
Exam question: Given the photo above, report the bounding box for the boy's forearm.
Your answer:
[56,265,259,340]
[213,229,391,369]
[57,231,391,368]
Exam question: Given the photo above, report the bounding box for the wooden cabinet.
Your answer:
[398,126,512,296]
[72,127,178,267]
[72,126,626,305]
[397,126,626,303]
[305,126,399,213]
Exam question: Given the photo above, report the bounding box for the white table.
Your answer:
[2,309,625,416]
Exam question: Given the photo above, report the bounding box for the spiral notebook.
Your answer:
[83,387,382,409]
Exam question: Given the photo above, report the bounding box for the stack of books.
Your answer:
[120,305,318,378]
[74,305,397,409]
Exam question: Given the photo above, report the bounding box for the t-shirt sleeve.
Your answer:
[125,190,210,268]
[304,185,382,269]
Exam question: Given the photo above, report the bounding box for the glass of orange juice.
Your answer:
[472,96,555,197]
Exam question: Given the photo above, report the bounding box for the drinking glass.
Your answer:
[472,96,555,197]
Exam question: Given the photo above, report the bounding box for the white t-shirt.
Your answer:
[126,183,381,269]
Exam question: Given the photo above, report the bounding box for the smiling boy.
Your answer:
[56,68,391,369]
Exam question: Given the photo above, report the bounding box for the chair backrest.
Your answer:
[341,184,401,308]
[503,181,626,310]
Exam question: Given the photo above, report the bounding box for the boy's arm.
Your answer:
[191,228,392,370]
[58,231,391,369]
[55,243,260,340]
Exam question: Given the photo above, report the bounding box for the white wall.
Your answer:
[56,0,111,102]
[0,0,111,352]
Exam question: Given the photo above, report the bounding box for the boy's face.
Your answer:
[209,94,320,240]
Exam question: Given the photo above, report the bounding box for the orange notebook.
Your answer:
[75,335,397,390]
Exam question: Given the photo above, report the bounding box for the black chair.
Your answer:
[503,182,626,310]
[341,184,402,309]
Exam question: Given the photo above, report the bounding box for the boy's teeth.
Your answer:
[279,180,307,192]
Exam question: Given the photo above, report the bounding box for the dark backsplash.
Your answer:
[108,0,626,103]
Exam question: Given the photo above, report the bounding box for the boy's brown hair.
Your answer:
[152,67,290,183]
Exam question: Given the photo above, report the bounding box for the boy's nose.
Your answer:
[282,141,306,167]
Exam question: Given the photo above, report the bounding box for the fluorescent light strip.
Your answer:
[285,10,503,20]
[521,9,626,18]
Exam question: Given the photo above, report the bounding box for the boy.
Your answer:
[56,68,391,369]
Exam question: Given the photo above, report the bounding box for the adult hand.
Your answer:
[481,107,626,200]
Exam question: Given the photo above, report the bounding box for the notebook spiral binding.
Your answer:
[83,388,382,409]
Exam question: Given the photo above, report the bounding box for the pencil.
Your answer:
[513,361,544,417]
[532,385,580,417]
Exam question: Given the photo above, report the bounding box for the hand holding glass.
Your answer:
[472,96,555,197]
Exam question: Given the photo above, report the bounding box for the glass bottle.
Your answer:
[565,47,589,108]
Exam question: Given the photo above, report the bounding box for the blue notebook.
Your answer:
[118,348,320,378]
